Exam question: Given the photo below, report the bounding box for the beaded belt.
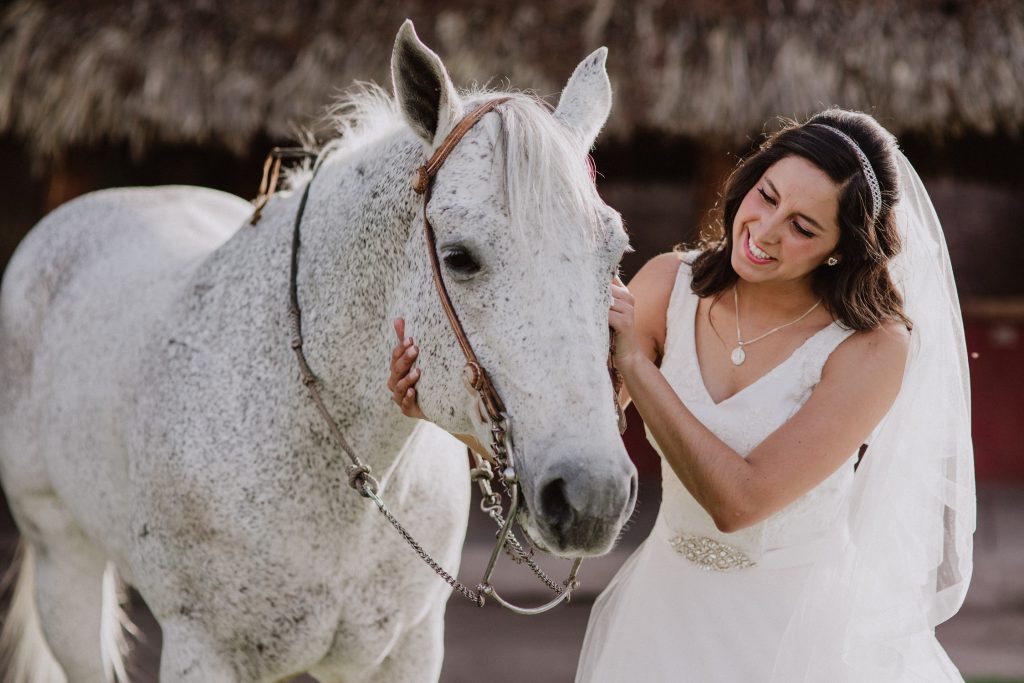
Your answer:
[665,526,850,572]
[668,534,756,571]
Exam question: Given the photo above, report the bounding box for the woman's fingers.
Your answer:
[391,364,425,420]
[390,337,411,369]
[401,387,422,413]
[394,367,420,396]
[609,297,633,313]
[609,296,634,319]
[394,380,423,419]
[610,289,634,322]
[387,339,411,385]
[390,318,418,376]
[387,316,417,392]
[610,283,634,304]
[388,343,418,391]
[608,281,635,345]
[388,316,425,419]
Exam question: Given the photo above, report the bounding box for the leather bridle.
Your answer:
[250,97,625,614]
[413,98,626,441]
[414,99,510,426]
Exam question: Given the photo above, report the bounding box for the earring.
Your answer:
[826,256,839,267]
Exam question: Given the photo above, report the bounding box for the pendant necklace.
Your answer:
[731,286,821,366]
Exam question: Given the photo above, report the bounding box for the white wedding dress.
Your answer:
[575,255,962,682]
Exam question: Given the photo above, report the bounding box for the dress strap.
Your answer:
[794,322,857,390]
[664,255,697,326]
[660,253,700,385]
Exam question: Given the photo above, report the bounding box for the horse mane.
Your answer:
[478,89,604,241]
[288,82,604,241]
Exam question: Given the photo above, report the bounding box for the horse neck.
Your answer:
[288,134,427,470]
[188,132,427,475]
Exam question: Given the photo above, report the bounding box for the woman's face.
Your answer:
[731,155,842,287]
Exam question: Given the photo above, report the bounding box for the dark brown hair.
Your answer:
[687,109,911,331]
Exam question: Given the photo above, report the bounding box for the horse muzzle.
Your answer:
[523,456,638,557]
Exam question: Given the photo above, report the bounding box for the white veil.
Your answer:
[770,151,976,682]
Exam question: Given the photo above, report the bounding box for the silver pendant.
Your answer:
[730,346,746,366]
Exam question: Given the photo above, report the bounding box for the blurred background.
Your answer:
[0,0,1021,681]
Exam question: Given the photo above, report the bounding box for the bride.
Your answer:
[388,108,974,682]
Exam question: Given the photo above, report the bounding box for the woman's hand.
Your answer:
[386,318,492,458]
[608,276,644,375]
[387,317,426,420]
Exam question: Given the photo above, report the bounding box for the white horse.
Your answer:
[0,20,635,683]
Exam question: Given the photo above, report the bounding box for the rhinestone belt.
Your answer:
[669,534,756,571]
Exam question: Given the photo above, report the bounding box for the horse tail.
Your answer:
[0,543,67,683]
[100,560,134,683]
[0,543,134,683]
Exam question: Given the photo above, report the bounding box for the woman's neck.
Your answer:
[732,276,825,325]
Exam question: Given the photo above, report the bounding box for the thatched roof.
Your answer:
[2,0,1022,160]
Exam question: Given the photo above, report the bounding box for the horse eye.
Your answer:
[442,246,481,277]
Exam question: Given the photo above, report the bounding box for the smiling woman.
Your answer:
[691,111,911,334]
[577,109,973,682]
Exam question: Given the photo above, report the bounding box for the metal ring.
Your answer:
[346,464,379,497]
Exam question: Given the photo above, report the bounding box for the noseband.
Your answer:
[252,98,625,615]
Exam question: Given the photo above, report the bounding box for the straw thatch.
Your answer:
[1,0,1022,160]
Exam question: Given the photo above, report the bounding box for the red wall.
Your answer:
[966,319,1024,482]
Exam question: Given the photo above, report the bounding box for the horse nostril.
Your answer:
[628,473,638,508]
[538,477,573,531]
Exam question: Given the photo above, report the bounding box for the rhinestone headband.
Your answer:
[811,123,882,223]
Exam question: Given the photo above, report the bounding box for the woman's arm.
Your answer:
[611,284,910,533]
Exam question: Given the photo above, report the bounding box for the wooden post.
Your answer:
[44,156,97,212]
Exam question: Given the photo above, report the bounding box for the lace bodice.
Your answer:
[649,254,859,563]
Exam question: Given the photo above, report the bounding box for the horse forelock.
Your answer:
[472,92,606,244]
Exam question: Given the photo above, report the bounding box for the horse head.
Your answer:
[391,21,637,557]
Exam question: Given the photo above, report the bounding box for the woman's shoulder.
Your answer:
[632,249,700,283]
[628,251,689,303]
[844,320,911,353]
[825,320,911,379]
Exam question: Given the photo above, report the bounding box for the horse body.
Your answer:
[0,21,634,682]
[0,184,251,570]
[4,149,468,682]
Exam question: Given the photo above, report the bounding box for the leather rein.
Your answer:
[251,98,624,615]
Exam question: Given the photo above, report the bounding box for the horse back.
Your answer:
[0,185,250,546]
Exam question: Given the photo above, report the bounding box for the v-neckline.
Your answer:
[689,290,837,407]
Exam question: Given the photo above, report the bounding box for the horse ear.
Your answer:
[391,20,462,149]
[554,47,612,151]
